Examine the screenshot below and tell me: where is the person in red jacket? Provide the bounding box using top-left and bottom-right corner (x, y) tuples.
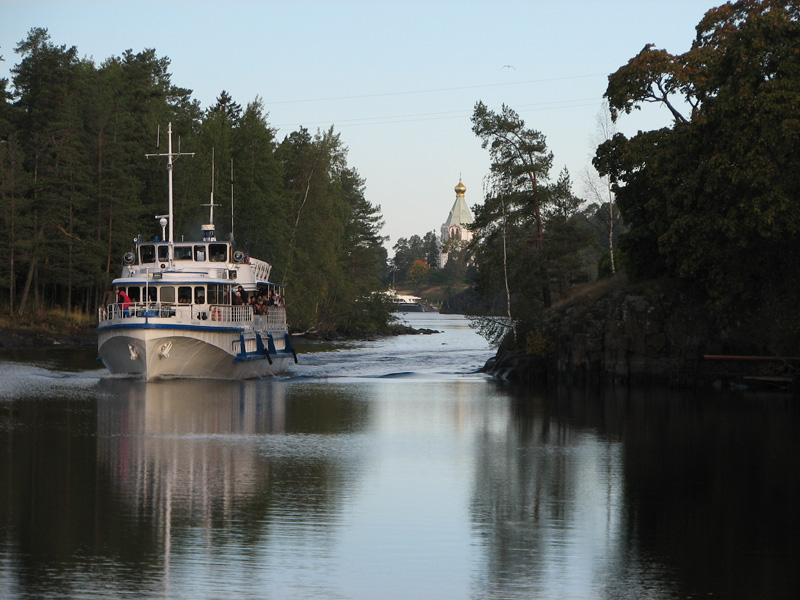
(116, 289), (132, 316)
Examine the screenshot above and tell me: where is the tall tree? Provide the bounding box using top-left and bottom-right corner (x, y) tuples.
(11, 28), (84, 314)
(470, 101), (555, 342)
(231, 97), (285, 261)
(542, 168), (592, 298)
(338, 166), (387, 291)
(0, 88), (28, 313)
(583, 102), (620, 274)
(277, 127), (347, 331)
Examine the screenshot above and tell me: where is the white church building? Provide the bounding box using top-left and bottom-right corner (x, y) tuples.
(439, 177), (474, 267)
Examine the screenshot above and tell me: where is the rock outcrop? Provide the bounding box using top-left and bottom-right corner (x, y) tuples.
(482, 283), (746, 388)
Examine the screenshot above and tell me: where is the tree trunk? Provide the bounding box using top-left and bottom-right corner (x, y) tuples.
(608, 181), (616, 274)
(501, 198), (514, 342)
(17, 256), (37, 316)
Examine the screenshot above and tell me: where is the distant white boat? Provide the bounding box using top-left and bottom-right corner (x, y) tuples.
(384, 289), (425, 312)
(97, 123), (296, 380)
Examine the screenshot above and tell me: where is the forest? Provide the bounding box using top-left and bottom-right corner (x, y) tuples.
(0, 28), (390, 334)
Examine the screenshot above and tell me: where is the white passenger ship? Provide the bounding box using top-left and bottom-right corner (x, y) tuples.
(97, 123), (296, 380)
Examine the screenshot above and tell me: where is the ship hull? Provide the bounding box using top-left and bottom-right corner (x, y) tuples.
(98, 326), (294, 380)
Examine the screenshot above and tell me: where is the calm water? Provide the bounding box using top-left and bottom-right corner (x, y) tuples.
(1, 313), (799, 599)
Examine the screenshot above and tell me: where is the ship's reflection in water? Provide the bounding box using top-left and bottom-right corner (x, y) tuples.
(97, 378), (289, 529)
(93, 377), (376, 599)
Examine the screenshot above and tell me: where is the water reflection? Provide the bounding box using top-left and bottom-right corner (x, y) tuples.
(93, 378), (372, 599)
(2, 321), (800, 599)
(469, 385), (800, 600)
(470, 386), (659, 600)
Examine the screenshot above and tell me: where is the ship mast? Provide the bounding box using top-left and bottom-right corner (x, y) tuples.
(146, 122), (194, 251)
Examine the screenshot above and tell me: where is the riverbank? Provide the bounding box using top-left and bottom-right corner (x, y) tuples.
(0, 311), (97, 348)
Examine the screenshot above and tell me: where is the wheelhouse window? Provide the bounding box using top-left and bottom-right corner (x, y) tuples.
(160, 286), (175, 304)
(140, 245), (156, 263)
(194, 245), (206, 261)
(157, 245), (170, 262)
(209, 243), (228, 262)
(174, 246), (193, 261)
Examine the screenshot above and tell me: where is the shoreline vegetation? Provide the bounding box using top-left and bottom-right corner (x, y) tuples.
(0, 310), (97, 348)
(0, 309), (442, 350)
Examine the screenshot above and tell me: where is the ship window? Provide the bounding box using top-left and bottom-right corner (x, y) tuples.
(194, 286), (206, 305)
(158, 245), (170, 261)
(177, 286), (192, 304)
(194, 245), (206, 261)
(146, 286), (157, 303)
(209, 243), (227, 262)
(207, 284), (224, 305)
(174, 246), (193, 261)
(160, 286), (175, 304)
(127, 287), (141, 302)
(140, 245), (156, 263)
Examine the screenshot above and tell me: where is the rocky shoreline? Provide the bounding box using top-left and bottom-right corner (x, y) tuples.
(478, 281), (798, 393)
(0, 326), (97, 349)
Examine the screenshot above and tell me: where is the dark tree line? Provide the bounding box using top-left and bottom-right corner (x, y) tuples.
(0, 28), (390, 333)
(594, 0), (800, 354)
(467, 1), (800, 355)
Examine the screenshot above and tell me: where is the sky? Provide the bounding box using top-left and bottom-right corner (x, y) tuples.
(1, 0), (721, 252)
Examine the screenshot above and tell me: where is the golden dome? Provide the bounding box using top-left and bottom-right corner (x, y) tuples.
(454, 178), (466, 196)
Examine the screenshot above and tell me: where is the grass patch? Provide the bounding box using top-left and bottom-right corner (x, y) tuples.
(0, 307), (95, 335)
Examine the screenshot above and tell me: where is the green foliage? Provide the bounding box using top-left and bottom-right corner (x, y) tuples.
(0, 29), (393, 334)
(391, 231), (438, 284)
(594, 0), (800, 351)
(406, 259), (431, 286)
(597, 249), (622, 280)
(467, 315), (512, 348)
(338, 292), (398, 334)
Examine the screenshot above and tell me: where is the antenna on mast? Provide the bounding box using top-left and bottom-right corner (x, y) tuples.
(201, 148), (220, 241)
(145, 122), (194, 247)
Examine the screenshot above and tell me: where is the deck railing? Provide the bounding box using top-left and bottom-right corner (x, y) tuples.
(98, 302), (286, 329)
(253, 306), (287, 330)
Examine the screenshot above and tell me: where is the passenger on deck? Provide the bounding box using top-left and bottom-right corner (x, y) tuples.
(232, 291), (243, 305)
(116, 289), (132, 316)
